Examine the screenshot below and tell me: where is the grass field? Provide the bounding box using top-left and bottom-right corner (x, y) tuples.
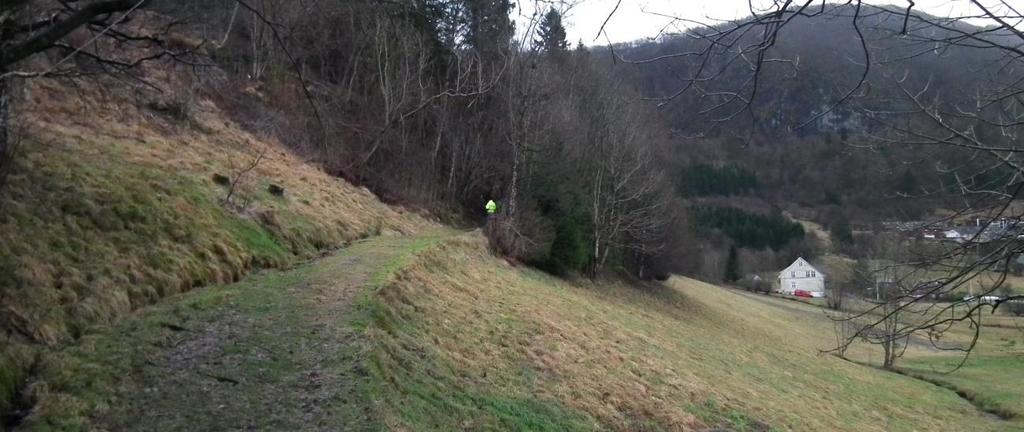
(0, 75), (427, 417)
(14, 230), (1024, 431)
(902, 354), (1024, 420)
(19, 233), (450, 431)
(364, 233), (1024, 431)
(4, 71), (1022, 428)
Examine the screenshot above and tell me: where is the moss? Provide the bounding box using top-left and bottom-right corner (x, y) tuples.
(221, 217), (288, 266)
(0, 344), (35, 421)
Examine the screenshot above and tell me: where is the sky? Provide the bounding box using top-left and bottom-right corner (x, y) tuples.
(514, 0), (1015, 46)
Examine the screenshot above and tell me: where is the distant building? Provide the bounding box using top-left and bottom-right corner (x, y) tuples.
(778, 257), (826, 297)
(882, 221), (928, 232)
(947, 222), (1014, 243)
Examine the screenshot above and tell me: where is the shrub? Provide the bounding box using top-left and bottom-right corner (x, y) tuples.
(546, 204), (592, 275)
(485, 218), (527, 259)
(147, 93), (195, 122)
(738, 274), (771, 293)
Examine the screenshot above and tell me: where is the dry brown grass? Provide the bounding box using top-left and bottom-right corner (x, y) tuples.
(0, 63), (431, 413)
(367, 232), (1023, 431)
(797, 218), (832, 249)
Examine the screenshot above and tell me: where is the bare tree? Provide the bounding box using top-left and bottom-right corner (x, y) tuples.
(580, 100), (671, 275)
(0, 0), (210, 194)
(221, 146), (267, 209)
(831, 318), (859, 359)
(826, 280), (846, 311)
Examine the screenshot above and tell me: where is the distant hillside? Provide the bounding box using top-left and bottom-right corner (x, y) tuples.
(614, 6), (1007, 139)
(606, 5), (1016, 222)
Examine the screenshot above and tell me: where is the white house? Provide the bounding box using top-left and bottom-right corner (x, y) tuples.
(778, 257), (826, 297)
(944, 229), (963, 240)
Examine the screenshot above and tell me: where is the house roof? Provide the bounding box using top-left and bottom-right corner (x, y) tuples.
(778, 257), (825, 278)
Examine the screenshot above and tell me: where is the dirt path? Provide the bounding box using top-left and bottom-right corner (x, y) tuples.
(28, 233), (448, 431)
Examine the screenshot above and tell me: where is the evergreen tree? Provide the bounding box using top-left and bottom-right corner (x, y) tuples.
(678, 163), (760, 197)
(850, 259), (873, 296)
(534, 8), (568, 53)
(830, 219), (854, 245)
(897, 169), (919, 195)
(725, 245), (740, 282)
(547, 202), (592, 274)
(692, 206), (804, 250)
(467, 0), (515, 57)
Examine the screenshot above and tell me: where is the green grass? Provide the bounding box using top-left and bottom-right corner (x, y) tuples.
(362, 233), (1024, 431)
(349, 234), (598, 431)
(14, 228), (1024, 431)
(20, 234), (447, 431)
(902, 354), (1024, 420)
(686, 398), (775, 432)
(24, 265), (312, 431)
(0, 127), (423, 415)
(1, 140), (292, 345)
(1, 73), (433, 422)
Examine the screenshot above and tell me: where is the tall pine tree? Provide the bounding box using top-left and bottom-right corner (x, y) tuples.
(534, 8), (568, 53)
(724, 245), (740, 282)
(467, 0), (515, 57)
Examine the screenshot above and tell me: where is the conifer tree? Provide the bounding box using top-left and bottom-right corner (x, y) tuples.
(534, 8), (568, 53)
(725, 245), (740, 282)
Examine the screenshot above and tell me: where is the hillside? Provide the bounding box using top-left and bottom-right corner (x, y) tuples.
(3, 2), (1024, 430)
(18, 231), (1024, 431)
(0, 64), (430, 419)
(365, 234), (1024, 431)
(608, 5), (1015, 222)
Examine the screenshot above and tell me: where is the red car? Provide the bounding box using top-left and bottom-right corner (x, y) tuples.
(793, 289), (813, 298)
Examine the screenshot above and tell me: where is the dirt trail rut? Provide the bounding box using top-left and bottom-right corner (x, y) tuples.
(41, 233), (446, 432)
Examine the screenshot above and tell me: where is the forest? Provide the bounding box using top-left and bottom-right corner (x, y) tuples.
(3, 1), (1021, 285)
(135, 0), (686, 279)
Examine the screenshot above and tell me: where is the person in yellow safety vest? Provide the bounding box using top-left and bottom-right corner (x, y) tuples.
(485, 199), (498, 217)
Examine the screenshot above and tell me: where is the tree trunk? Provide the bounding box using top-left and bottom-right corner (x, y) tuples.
(507, 142), (519, 217)
(882, 339), (894, 369)
(0, 72), (11, 194)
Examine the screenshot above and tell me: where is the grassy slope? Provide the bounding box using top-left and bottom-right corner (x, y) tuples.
(903, 354), (1024, 420)
(367, 233), (1023, 431)
(0, 74), (426, 414)
(20, 233), (449, 431)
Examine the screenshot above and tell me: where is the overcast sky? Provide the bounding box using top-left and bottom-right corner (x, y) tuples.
(516, 0), (1012, 46)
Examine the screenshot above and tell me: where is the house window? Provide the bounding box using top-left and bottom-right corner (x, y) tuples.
(791, 281), (796, 289)
(806, 271), (811, 278)
(791, 271), (796, 278)
(811, 271), (816, 278)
